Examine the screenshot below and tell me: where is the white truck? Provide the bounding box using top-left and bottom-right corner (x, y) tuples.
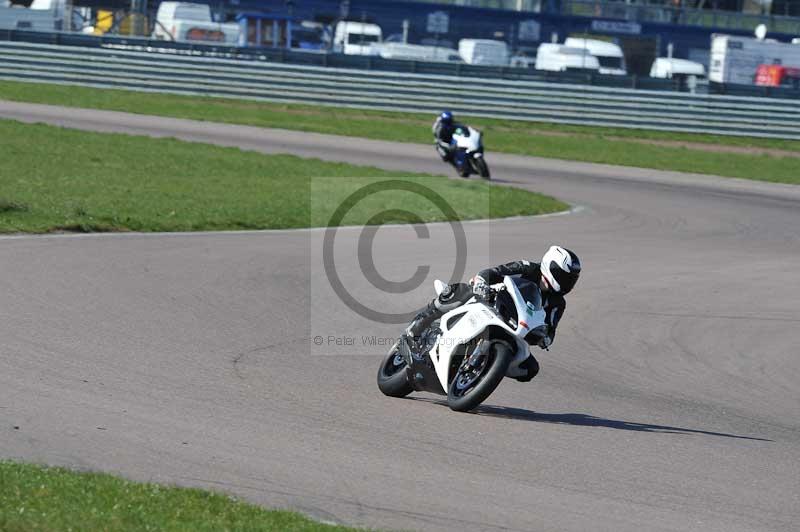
(152, 2), (239, 45)
(650, 57), (706, 79)
(332, 21), (382, 55)
(535, 43), (600, 72)
(458, 39), (509, 66)
(371, 42), (461, 63)
(564, 37), (626, 75)
(709, 33), (800, 85)
(0, 0), (63, 31)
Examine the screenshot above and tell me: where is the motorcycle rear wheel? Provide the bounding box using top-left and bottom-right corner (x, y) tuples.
(447, 341), (512, 412)
(377, 343), (413, 398)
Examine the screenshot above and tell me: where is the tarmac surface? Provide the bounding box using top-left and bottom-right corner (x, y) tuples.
(1, 101), (799, 531)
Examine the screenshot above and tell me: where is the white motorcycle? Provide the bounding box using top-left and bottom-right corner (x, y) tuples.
(377, 276), (548, 412)
(437, 126), (491, 180)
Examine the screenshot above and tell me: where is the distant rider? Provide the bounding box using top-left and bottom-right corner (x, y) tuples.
(405, 246), (581, 382)
(432, 110), (459, 163)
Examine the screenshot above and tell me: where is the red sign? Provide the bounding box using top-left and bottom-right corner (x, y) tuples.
(755, 64), (800, 87)
(186, 28), (225, 42)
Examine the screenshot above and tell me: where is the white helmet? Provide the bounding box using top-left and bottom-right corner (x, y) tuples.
(541, 246), (581, 294)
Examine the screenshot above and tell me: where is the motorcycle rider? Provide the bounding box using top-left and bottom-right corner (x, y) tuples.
(405, 246), (581, 382)
(432, 110), (459, 163)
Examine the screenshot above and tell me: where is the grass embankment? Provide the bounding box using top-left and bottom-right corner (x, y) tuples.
(0, 461), (364, 531)
(1, 80), (799, 184)
(0, 119), (566, 233)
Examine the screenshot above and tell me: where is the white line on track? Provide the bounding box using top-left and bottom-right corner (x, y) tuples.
(0, 205), (586, 241)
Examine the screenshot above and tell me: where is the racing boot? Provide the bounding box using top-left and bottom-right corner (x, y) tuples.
(404, 301), (441, 351)
(507, 354), (540, 382)
(436, 141), (456, 164)
(406, 285), (464, 347)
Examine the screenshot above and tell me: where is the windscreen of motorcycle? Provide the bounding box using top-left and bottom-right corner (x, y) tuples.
(494, 277), (542, 328)
(514, 277), (543, 311)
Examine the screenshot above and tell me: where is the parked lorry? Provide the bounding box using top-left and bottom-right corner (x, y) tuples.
(332, 21), (382, 55)
(458, 39), (509, 66)
(649, 58), (706, 79)
(152, 2), (239, 45)
(535, 43), (600, 72)
(372, 42), (461, 63)
(709, 33), (800, 85)
(563, 37), (626, 75)
(0, 0), (62, 31)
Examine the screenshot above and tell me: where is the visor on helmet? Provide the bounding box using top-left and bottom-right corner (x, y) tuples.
(549, 262), (579, 294)
(542, 245), (581, 295)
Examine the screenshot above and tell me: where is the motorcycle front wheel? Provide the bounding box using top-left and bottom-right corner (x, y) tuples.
(453, 151), (470, 178)
(473, 157), (491, 180)
(377, 342), (413, 398)
(447, 341), (511, 412)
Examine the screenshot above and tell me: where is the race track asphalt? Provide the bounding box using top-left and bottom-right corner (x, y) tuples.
(1, 101), (799, 532)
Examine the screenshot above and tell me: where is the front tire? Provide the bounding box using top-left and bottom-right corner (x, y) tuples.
(474, 157), (490, 179)
(377, 343), (413, 397)
(447, 342), (512, 412)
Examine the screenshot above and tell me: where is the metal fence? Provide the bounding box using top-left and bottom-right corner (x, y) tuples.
(3, 29), (800, 100)
(0, 28), (686, 90)
(1, 40), (799, 139)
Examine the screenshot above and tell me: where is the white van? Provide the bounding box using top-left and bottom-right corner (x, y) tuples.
(333, 21), (382, 55)
(152, 2), (239, 44)
(564, 37), (626, 75)
(0, 4), (61, 31)
(458, 39), (509, 66)
(535, 43), (600, 72)
(373, 43), (461, 63)
(649, 58), (706, 79)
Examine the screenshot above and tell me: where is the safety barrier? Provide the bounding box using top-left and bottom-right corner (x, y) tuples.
(4, 28), (800, 98)
(1, 40), (799, 139)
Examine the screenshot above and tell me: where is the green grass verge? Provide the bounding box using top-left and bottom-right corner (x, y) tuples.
(1, 80), (799, 184)
(0, 460), (365, 531)
(0, 119), (566, 233)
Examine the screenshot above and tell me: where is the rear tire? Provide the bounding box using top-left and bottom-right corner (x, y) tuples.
(474, 157), (490, 179)
(377, 343), (413, 398)
(447, 342), (512, 412)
